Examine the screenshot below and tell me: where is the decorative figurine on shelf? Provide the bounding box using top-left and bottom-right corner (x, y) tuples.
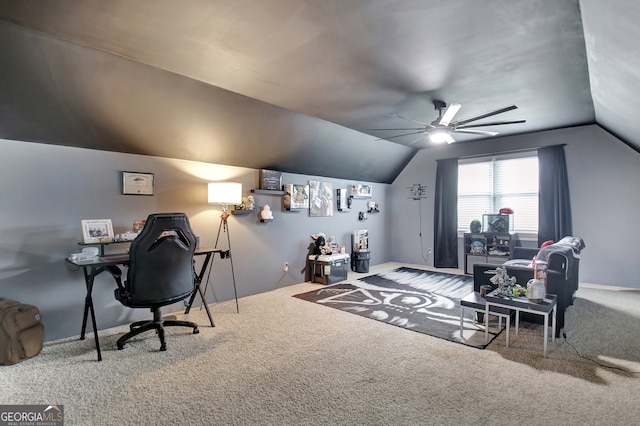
(260, 204), (273, 221)
(238, 195), (255, 211)
(489, 266), (517, 295)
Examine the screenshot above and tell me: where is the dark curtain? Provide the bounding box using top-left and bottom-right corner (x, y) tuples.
(434, 158), (458, 268)
(538, 145), (572, 246)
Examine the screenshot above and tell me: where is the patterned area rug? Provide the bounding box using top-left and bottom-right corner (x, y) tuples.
(294, 267), (504, 349)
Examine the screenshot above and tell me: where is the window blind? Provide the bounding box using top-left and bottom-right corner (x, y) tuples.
(458, 155), (538, 233)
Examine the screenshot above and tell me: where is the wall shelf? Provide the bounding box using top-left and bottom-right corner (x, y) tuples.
(231, 209), (254, 216)
(251, 189), (285, 195)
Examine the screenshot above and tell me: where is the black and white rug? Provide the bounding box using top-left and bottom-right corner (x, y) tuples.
(294, 267), (504, 349)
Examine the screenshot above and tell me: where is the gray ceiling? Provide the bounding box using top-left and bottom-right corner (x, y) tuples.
(0, 1), (638, 183)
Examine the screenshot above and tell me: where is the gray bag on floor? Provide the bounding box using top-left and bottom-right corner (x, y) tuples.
(0, 298), (44, 365)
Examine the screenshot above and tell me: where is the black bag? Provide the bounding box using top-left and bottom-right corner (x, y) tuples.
(0, 298), (44, 365)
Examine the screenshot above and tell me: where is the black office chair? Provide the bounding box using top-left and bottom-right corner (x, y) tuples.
(114, 213), (200, 351)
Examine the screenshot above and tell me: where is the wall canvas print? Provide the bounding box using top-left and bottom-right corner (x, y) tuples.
(336, 188), (350, 211)
(349, 184), (373, 198)
(309, 181), (334, 217)
(284, 183), (310, 210)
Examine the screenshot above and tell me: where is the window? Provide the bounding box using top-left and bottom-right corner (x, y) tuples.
(458, 153), (538, 234)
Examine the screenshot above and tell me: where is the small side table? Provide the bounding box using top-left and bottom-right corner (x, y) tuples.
(485, 290), (557, 358)
(460, 292), (511, 346)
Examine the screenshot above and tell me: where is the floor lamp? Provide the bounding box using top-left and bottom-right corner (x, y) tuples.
(208, 182), (242, 313)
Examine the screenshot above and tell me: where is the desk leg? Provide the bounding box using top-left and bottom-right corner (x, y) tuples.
(185, 253), (215, 327)
(196, 285), (215, 327)
(184, 279), (215, 327)
(81, 266), (102, 362)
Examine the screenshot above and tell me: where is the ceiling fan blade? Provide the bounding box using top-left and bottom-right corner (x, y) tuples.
(456, 119), (526, 129)
(407, 135), (428, 146)
(366, 127), (426, 131)
(444, 133), (456, 144)
(390, 113), (433, 127)
(452, 105), (518, 126)
(439, 103), (461, 126)
(374, 130), (426, 141)
(454, 128), (499, 136)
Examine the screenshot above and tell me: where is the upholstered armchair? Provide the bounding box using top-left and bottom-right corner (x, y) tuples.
(473, 236), (585, 337)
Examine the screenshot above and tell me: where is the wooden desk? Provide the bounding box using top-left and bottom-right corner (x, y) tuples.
(66, 247), (220, 361)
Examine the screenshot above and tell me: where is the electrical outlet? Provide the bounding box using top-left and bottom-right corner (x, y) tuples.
(427, 248), (432, 254)
(284, 262), (289, 272)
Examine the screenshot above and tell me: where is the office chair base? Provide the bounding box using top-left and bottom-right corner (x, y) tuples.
(117, 315), (199, 351)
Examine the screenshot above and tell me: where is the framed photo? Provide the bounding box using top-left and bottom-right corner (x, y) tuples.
(81, 219), (114, 243)
(122, 171), (154, 195)
(349, 184), (372, 198)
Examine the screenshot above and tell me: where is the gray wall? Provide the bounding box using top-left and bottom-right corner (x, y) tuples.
(390, 124), (640, 288)
(3, 123), (638, 343)
(0, 139), (389, 341)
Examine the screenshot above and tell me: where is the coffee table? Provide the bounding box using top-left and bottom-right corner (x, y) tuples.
(460, 291), (511, 346)
(485, 289), (557, 357)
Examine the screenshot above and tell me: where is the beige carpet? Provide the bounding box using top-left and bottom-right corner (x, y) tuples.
(2, 263), (639, 426)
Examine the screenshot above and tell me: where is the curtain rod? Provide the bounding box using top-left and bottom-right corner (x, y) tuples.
(436, 143), (566, 162)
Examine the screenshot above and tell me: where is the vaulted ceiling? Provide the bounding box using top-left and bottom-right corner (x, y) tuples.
(0, 1), (638, 183)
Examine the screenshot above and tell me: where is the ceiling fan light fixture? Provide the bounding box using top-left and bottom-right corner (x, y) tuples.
(377, 101), (523, 147)
(429, 129), (454, 144)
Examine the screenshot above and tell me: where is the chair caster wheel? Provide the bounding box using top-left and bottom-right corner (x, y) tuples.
(160, 343), (167, 351)
(117, 343), (125, 350)
(193, 328), (199, 334)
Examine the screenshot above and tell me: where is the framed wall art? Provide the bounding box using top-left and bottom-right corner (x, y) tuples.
(336, 188), (350, 211)
(283, 183), (310, 210)
(259, 169), (282, 191)
(81, 219), (114, 243)
(349, 184), (372, 198)
(309, 180), (333, 217)
(122, 171), (154, 195)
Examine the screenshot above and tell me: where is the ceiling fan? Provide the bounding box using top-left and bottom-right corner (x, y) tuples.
(369, 100), (526, 145)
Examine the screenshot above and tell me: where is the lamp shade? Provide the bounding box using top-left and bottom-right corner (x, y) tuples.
(208, 182), (242, 205)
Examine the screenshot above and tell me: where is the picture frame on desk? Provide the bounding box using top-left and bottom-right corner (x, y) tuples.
(122, 171), (154, 195)
(81, 219), (114, 244)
